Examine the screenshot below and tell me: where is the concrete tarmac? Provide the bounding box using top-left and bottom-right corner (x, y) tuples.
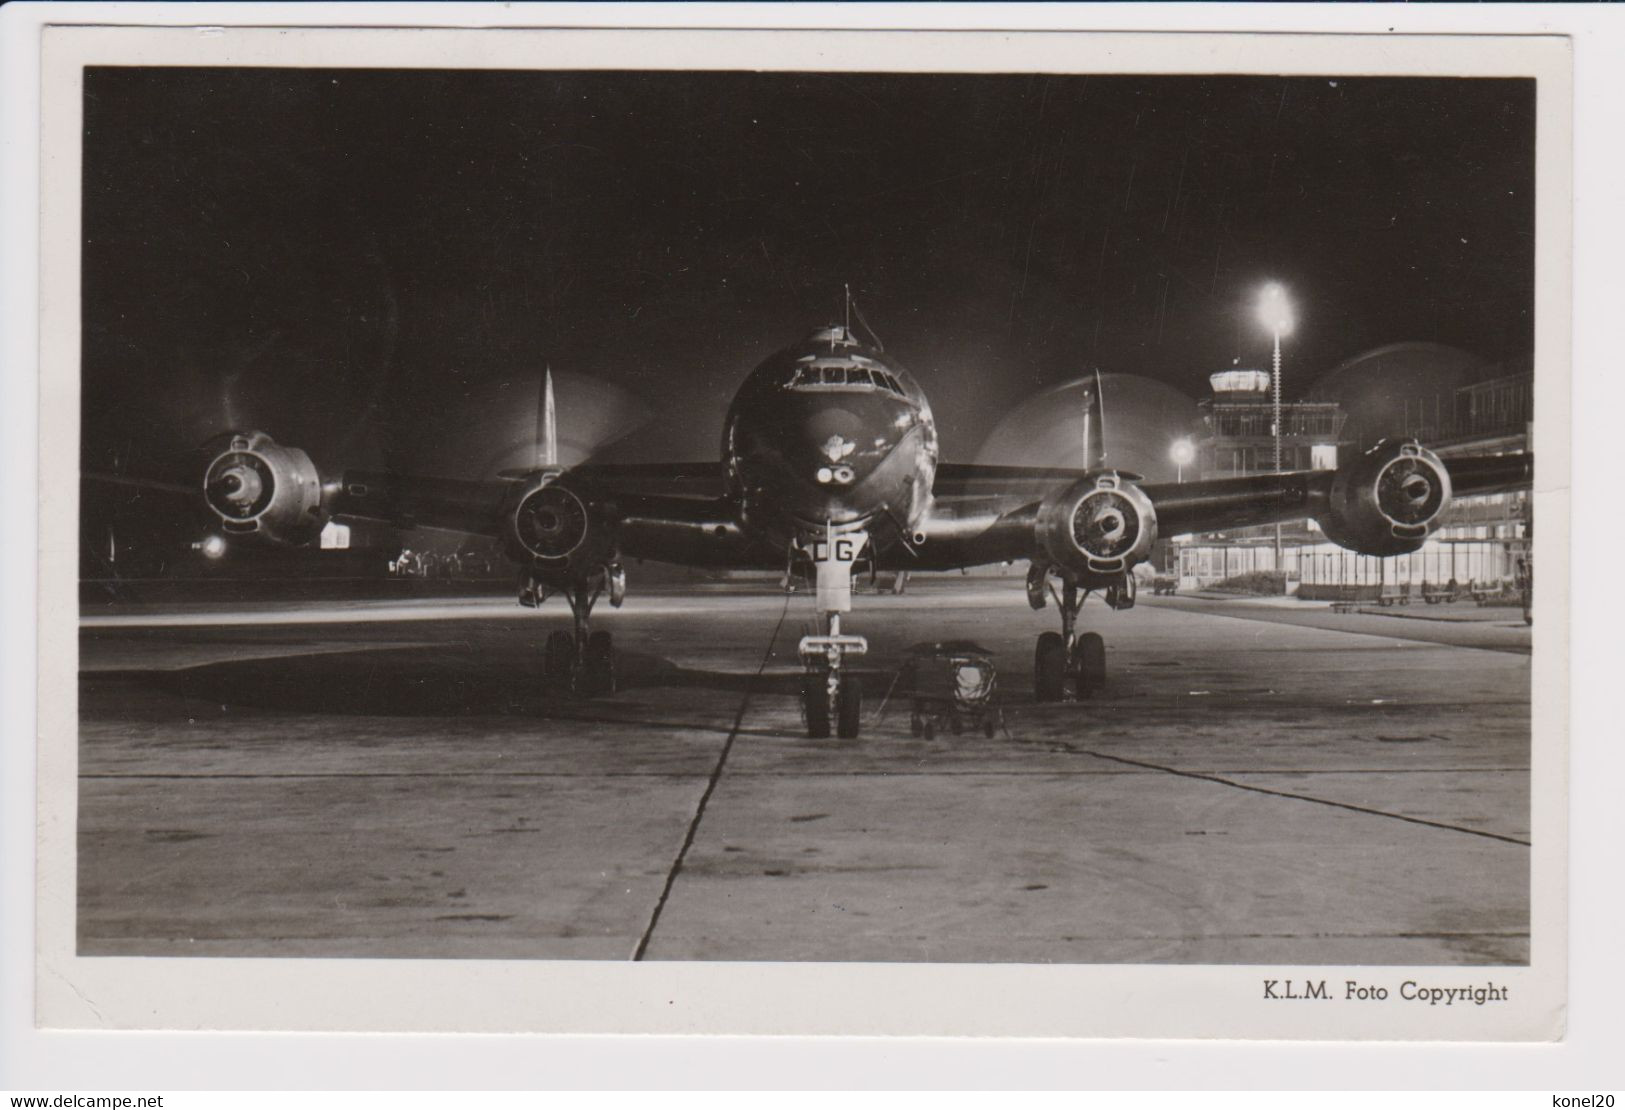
(78, 581), (1531, 964)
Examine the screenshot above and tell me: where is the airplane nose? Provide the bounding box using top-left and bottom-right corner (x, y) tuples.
(730, 385), (921, 535)
(804, 408), (864, 485)
(787, 395), (911, 489)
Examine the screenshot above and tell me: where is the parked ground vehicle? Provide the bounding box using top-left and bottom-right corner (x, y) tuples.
(1375, 582), (1413, 607)
(903, 641), (1002, 740)
(1421, 578), (1463, 605)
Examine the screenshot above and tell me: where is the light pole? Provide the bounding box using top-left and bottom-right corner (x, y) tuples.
(1257, 283), (1294, 567)
(1169, 437), (1195, 484)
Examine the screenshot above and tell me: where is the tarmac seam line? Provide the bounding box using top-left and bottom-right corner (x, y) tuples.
(631, 591), (795, 961)
(1140, 597), (1530, 656)
(1078, 749), (1532, 847)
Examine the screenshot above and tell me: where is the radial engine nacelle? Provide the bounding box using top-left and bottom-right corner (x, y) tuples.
(202, 430), (331, 546)
(1038, 471), (1160, 580)
(500, 472), (615, 578)
(1317, 439), (1453, 557)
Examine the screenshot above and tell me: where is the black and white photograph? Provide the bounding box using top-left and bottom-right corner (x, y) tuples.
(29, 24), (1571, 1041)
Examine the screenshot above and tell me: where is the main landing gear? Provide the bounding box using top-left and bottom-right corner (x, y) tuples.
(522, 562), (625, 697)
(1027, 563), (1133, 702)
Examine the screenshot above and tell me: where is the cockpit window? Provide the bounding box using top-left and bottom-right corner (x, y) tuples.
(786, 357), (909, 396)
(789, 360), (890, 390)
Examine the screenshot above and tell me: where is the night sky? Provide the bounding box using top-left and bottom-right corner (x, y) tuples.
(82, 68), (1534, 477)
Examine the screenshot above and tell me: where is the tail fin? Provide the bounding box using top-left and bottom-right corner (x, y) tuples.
(1082, 368), (1108, 471)
(538, 367), (558, 468)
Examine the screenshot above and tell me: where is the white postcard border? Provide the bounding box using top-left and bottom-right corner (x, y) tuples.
(32, 23), (1572, 1042)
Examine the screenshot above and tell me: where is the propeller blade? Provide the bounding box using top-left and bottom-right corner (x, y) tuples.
(1090, 368), (1108, 470)
(538, 367), (559, 469)
(975, 374), (1200, 483)
(433, 371), (651, 479)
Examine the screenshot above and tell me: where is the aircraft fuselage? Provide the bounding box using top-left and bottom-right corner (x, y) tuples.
(723, 326), (938, 558)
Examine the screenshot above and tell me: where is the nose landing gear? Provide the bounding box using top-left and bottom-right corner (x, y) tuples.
(524, 562), (626, 697)
(1027, 563), (1124, 702)
(796, 527), (869, 739)
(799, 612), (867, 739)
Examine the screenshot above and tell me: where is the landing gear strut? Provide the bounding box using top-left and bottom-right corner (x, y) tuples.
(1027, 563), (1116, 702)
(797, 527), (869, 739)
(800, 612), (866, 739)
(525, 562), (625, 697)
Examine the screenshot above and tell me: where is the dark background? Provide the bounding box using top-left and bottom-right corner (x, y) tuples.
(82, 69), (1534, 478)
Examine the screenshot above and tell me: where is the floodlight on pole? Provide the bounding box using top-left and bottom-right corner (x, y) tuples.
(1169, 437), (1196, 483)
(1257, 283), (1294, 338)
(1257, 282), (1294, 569)
(1256, 282), (1294, 475)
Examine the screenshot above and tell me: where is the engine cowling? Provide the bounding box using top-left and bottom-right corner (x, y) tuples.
(500, 473), (614, 576)
(1038, 472), (1159, 579)
(202, 430), (330, 546)
(1317, 439), (1453, 556)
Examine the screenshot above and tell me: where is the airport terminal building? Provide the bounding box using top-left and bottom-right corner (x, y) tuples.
(1173, 354), (1533, 600)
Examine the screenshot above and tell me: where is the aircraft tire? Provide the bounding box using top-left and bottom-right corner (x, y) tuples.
(1074, 631), (1106, 698)
(1034, 632), (1067, 702)
(836, 675), (862, 740)
(803, 671), (832, 739)
(583, 630), (616, 697)
(544, 631), (575, 686)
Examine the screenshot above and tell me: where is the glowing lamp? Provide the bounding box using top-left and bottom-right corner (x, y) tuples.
(1257, 282), (1294, 337)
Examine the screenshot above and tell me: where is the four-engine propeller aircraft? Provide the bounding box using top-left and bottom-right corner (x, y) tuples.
(194, 321), (1533, 739)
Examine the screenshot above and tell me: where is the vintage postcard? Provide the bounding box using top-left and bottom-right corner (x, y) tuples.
(32, 22), (1570, 1039)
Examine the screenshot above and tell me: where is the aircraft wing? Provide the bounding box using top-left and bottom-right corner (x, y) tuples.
(1142, 451), (1533, 539)
(929, 463), (1106, 498)
(169, 426), (1530, 575)
(183, 437), (764, 567)
(916, 448), (1533, 570)
(326, 471), (512, 536)
(332, 463), (729, 535)
(917, 466), (1329, 568)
